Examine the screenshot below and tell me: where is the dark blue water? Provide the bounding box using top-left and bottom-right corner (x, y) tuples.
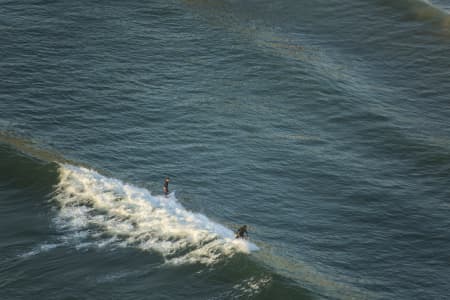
(1, 0), (450, 299)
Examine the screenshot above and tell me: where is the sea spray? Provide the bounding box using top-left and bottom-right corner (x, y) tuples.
(52, 164), (258, 265)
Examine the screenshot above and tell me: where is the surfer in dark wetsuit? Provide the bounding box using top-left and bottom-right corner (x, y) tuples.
(235, 225), (248, 239)
(163, 177), (170, 195)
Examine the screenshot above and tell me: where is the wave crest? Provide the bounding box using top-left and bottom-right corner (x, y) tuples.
(52, 164), (258, 265)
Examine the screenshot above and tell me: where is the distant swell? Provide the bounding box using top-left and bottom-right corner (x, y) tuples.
(380, 0), (450, 30)
(52, 164), (258, 265)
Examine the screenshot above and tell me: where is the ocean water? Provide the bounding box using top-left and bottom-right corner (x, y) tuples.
(1, 0), (450, 299)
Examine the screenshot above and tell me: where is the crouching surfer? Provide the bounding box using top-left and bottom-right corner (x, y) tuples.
(235, 225), (248, 239)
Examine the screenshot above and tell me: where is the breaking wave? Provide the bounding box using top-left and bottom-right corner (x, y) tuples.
(52, 164), (258, 265)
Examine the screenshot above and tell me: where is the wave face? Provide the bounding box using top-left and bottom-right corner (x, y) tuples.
(0, 143), (310, 300)
(53, 164), (258, 265)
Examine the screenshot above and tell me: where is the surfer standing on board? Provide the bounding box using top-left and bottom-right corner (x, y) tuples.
(235, 225), (248, 239)
(163, 177), (170, 195)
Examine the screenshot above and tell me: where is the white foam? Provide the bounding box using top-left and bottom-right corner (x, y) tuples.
(19, 243), (61, 258)
(232, 276), (272, 297)
(52, 164), (258, 265)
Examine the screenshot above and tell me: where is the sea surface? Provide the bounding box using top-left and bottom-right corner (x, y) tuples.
(1, 0), (450, 299)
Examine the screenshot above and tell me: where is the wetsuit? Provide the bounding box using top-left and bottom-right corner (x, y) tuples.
(163, 180), (169, 194)
(236, 226), (248, 239)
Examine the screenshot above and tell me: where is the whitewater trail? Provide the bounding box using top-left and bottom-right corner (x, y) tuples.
(51, 164), (258, 265)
